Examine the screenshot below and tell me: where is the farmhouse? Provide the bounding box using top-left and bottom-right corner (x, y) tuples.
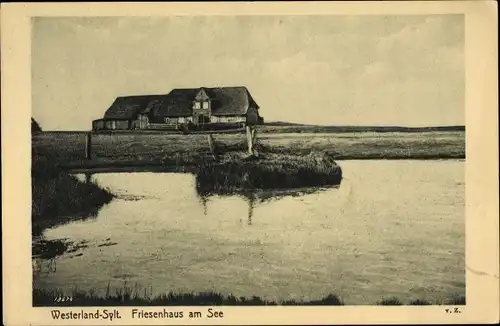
(92, 86), (263, 131)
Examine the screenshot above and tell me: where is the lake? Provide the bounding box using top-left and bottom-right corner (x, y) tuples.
(33, 160), (465, 305)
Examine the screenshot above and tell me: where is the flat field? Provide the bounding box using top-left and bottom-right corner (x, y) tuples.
(32, 130), (465, 168)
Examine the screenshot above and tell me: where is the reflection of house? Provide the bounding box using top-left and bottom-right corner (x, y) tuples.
(92, 86), (263, 131)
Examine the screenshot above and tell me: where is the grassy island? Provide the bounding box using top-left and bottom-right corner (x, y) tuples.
(196, 151), (342, 195)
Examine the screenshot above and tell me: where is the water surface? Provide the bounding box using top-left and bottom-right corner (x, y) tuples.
(34, 160), (465, 304)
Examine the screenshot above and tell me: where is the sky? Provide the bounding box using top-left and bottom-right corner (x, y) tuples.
(32, 15), (464, 130)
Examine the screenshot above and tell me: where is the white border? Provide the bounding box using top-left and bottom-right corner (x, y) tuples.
(2, 2), (498, 325)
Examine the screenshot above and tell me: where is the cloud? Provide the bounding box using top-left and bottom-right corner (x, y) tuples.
(375, 15), (464, 66)
(352, 15), (465, 88)
(32, 15), (465, 129)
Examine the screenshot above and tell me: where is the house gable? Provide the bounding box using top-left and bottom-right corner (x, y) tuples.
(193, 88), (212, 111)
(194, 88), (211, 102)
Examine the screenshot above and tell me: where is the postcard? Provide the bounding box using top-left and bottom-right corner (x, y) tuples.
(2, 1), (498, 325)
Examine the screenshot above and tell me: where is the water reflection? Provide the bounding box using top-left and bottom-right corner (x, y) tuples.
(198, 194), (209, 216)
(77, 170), (339, 228)
(247, 194), (254, 226)
(196, 192), (254, 225)
(195, 184), (337, 227)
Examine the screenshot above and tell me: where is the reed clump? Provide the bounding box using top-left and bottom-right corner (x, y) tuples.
(195, 151), (342, 195)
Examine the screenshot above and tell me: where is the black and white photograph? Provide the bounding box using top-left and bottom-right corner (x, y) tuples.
(1, 2), (498, 325)
(30, 13), (467, 306)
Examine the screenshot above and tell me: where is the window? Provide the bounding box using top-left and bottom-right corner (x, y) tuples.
(202, 101), (209, 109)
(194, 102), (201, 109)
(165, 118), (170, 123)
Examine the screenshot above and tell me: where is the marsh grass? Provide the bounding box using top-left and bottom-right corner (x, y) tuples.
(33, 287), (464, 306)
(409, 299), (432, 305)
(195, 151), (342, 195)
(448, 295), (466, 305)
(32, 130), (465, 169)
(31, 152), (114, 235)
(33, 288), (343, 306)
(377, 297), (404, 305)
(33, 286), (342, 306)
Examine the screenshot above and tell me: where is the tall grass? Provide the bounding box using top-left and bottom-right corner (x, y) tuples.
(33, 288), (343, 306)
(33, 287), (464, 306)
(448, 295), (466, 305)
(32, 151), (114, 235)
(196, 151), (342, 195)
(378, 297), (403, 305)
(409, 299), (432, 305)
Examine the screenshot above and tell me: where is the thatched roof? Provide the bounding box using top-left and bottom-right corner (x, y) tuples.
(103, 95), (163, 120)
(102, 87), (259, 120)
(210, 87), (259, 116)
(149, 86), (259, 118)
(149, 88), (198, 117)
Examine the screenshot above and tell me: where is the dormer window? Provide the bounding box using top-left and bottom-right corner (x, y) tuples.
(194, 88), (211, 111)
(193, 101), (209, 110)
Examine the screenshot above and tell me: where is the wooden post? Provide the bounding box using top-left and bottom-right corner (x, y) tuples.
(85, 132), (92, 160)
(207, 134), (217, 160)
(246, 125), (253, 155)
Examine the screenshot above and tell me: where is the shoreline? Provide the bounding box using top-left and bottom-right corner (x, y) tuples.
(35, 124), (466, 134)
(31, 150), (343, 235)
(32, 129), (466, 170)
(32, 288), (465, 307)
(60, 155), (464, 172)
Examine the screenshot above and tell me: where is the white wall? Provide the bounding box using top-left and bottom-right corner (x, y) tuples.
(211, 116), (245, 123)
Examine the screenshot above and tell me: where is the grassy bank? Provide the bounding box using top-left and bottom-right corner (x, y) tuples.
(33, 288), (465, 306)
(32, 154), (114, 236)
(32, 130), (465, 169)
